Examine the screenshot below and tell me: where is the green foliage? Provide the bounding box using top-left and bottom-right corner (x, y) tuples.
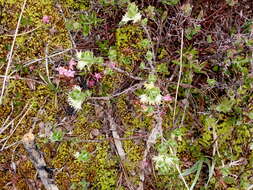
(185, 25), (201, 40)
(161, 0), (180, 6)
(181, 157), (214, 190)
(70, 180), (89, 190)
(207, 78), (217, 87)
(80, 12), (103, 36)
(76, 51), (103, 70)
(145, 50), (153, 62)
(50, 129), (64, 142)
(120, 2), (142, 25)
(226, 0), (237, 6)
(66, 12), (102, 36)
(74, 150), (90, 162)
(156, 63), (169, 74)
(68, 86), (91, 110)
(139, 82), (162, 105)
(1, 0), (253, 189)
(108, 47), (117, 61)
(216, 98), (235, 113)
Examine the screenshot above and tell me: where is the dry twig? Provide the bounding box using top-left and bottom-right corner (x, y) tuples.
(138, 113), (163, 190)
(22, 130), (59, 190)
(173, 29), (184, 126)
(106, 103), (126, 161)
(0, 0), (27, 104)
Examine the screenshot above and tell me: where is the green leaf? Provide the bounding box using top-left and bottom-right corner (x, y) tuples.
(156, 63), (169, 74)
(120, 2), (141, 24)
(145, 50), (153, 62)
(204, 158), (215, 187)
(147, 74), (157, 83)
(82, 25), (90, 36)
(207, 79), (217, 87)
(216, 98), (235, 113)
(161, 0), (180, 6)
(75, 150), (90, 162)
(140, 62), (146, 69)
(181, 161), (199, 176)
(108, 47), (117, 61)
(139, 39), (151, 49)
(77, 51), (103, 70)
(182, 158), (204, 190)
(127, 2), (139, 18)
(207, 35), (213, 43)
(50, 130), (64, 142)
(185, 25), (201, 40)
(248, 111), (253, 120)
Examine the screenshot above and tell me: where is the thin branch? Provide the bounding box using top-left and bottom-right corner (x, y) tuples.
(22, 130), (59, 190)
(142, 25), (155, 73)
(138, 112), (163, 190)
(1, 102), (32, 151)
(0, 0), (27, 104)
(106, 102), (126, 161)
(0, 75), (45, 84)
(89, 82), (144, 101)
(24, 48), (73, 67)
(44, 44), (52, 84)
(102, 63), (143, 81)
(173, 29), (184, 126)
(65, 135), (148, 143)
(2, 26), (41, 37)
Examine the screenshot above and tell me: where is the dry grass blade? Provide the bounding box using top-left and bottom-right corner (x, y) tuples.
(173, 29), (184, 126)
(0, 0), (27, 105)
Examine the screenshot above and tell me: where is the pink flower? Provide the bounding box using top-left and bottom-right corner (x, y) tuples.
(68, 59), (77, 70)
(109, 62), (116, 68)
(56, 67), (75, 78)
(106, 61), (116, 68)
(163, 95), (172, 101)
(87, 80), (95, 88)
(42, 16), (51, 24)
(64, 70), (75, 78)
(140, 160), (149, 170)
(93, 73), (102, 81)
(56, 66), (66, 75)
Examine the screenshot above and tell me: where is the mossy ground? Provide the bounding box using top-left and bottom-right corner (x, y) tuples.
(0, 0), (253, 189)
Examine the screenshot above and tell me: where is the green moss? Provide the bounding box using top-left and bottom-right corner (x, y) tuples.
(116, 25), (144, 71)
(60, 0), (89, 10)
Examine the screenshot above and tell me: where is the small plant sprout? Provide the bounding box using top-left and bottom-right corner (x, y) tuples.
(120, 2), (142, 24)
(139, 82), (162, 105)
(76, 51), (103, 70)
(50, 129), (64, 142)
(74, 150), (90, 162)
(68, 86), (91, 110)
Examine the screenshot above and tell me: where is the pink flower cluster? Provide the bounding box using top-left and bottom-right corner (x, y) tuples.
(42, 15), (51, 24)
(56, 67), (75, 78)
(163, 95), (172, 101)
(56, 59), (77, 78)
(87, 72), (103, 88)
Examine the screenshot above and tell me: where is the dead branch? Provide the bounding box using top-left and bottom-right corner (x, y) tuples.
(106, 103), (126, 161)
(22, 130), (59, 190)
(138, 113), (163, 190)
